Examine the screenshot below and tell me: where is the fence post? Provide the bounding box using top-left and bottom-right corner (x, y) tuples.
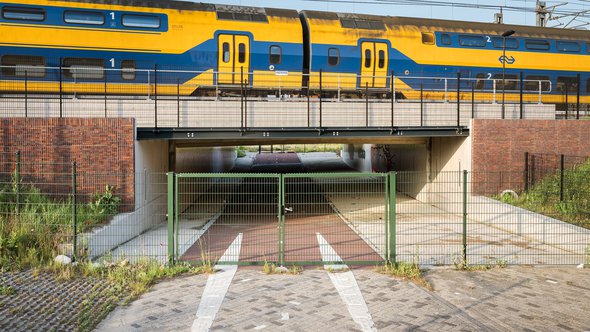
(24, 71), (28, 117)
(519, 71), (524, 119)
(15, 151), (20, 215)
(177, 79), (180, 128)
(154, 64), (158, 129)
(365, 82), (369, 127)
(72, 161), (77, 262)
(104, 71), (107, 118)
(564, 85), (569, 120)
(462, 170), (468, 265)
(576, 74), (580, 120)
(391, 71), (395, 130)
(524, 152), (529, 192)
(167, 172), (175, 265)
(279, 174), (285, 266)
(319, 69), (323, 130)
(240, 67), (244, 130)
(420, 83), (424, 126)
(471, 81), (475, 119)
(456, 72), (461, 127)
(59, 59), (63, 118)
(388, 172), (397, 265)
(560, 154), (565, 202)
(307, 78), (310, 127)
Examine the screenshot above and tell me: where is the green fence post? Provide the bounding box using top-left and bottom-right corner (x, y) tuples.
(279, 174), (284, 266)
(167, 172), (175, 265)
(15, 151), (20, 215)
(72, 161), (77, 262)
(462, 170), (468, 265)
(389, 172), (397, 265)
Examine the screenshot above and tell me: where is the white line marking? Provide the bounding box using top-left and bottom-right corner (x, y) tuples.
(191, 233), (242, 332)
(316, 233), (377, 332)
(281, 312), (290, 320)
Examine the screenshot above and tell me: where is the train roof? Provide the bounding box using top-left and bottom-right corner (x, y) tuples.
(51, 0), (299, 18)
(301, 10), (590, 40)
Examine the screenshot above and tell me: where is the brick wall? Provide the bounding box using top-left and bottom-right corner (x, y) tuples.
(471, 119), (590, 194)
(0, 118), (135, 208)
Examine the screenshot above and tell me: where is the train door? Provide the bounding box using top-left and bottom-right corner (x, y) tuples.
(217, 34), (250, 85)
(360, 41), (388, 88)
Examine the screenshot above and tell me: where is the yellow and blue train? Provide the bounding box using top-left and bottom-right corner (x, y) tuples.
(1, 0), (589, 103)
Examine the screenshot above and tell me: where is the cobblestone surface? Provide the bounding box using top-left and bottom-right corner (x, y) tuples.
(0, 270), (126, 332)
(96, 266), (590, 331)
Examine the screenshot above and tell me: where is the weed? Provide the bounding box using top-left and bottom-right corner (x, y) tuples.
(263, 261), (302, 275)
(0, 285), (15, 296)
(453, 254), (508, 271)
(586, 243), (590, 266)
(376, 262), (432, 290)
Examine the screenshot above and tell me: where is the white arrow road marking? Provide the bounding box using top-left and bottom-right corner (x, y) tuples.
(316, 233), (377, 332)
(191, 233), (242, 332)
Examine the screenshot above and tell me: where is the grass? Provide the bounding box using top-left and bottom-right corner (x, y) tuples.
(376, 262), (432, 290)
(497, 159), (590, 229)
(238, 144), (342, 154)
(262, 261), (302, 275)
(452, 255), (508, 271)
(0, 284), (16, 296)
(0, 180), (121, 271)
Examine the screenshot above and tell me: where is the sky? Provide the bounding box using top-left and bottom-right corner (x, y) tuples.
(183, 0), (590, 29)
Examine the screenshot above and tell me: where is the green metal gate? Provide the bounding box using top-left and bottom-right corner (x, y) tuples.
(167, 172), (394, 266)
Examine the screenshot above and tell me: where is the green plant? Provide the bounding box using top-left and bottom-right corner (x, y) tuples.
(376, 261), (431, 290)
(88, 185), (121, 219)
(262, 261), (302, 275)
(0, 285), (16, 296)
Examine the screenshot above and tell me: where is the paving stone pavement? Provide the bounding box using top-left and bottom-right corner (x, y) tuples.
(96, 266), (590, 331)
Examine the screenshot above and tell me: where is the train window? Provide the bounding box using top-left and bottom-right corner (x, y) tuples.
(422, 33), (434, 45)
(525, 39), (550, 50)
(2, 6), (45, 21)
(524, 75), (550, 92)
(378, 50), (385, 69)
(440, 34), (451, 45)
(64, 10), (105, 25)
(491, 37), (518, 49)
(586, 79), (590, 92)
(340, 19), (356, 28)
(493, 74), (518, 90)
(121, 60), (136, 80)
(216, 10), (268, 23)
(1, 55), (45, 77)
(269, 45), (281, 65)
(587, 43), (590, 53)
(222, 43), (230, 63)
(364, 49), (371, 68)
(475, 73), (486, 90)
(122, 14), (160, 28)
(238, 43), (246, 63)
(556, 41), (580, 52)
(328, 48), (340, 66)
(62, 58), (104, 79)
(459, 35), (486, 47)
(556, 76), (577, 92)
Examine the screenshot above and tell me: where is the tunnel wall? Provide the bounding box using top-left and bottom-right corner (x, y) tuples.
(341, 144), (373, 172)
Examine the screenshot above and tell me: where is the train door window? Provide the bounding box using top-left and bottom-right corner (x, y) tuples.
(1, 55), (45, 77)
(238, 43), (246, 63)
(492, 37), (518, 49)
(64, 10), (105, 25)
(524, 75), (550, 92)
(222, 43), (230, 63)
(121, 60), (136, 80)
(586, 78), (590, 92)
(122, 14), (160, 29)
(525, 39), (550, 51)
(269, 45), (281, 64)
(378, 50), (385, 68)
(556, 76), (577, 92)
(587, 43), (590, 53)
(556, 41), (580, 53)
(493, 74), (518, 90)
(328, 48), (340, 66)
(364, 49), (371, 68)
(422, 32), (434, 45)
(459, 35), (485, 47)
(2, 6), (45, 21)
(441, 34), (451, 45)
(63, 58), (104, 79)
(475, 73), (486, 90)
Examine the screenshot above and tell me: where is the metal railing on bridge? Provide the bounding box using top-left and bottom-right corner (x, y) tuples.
(1, 66), (585, 130)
